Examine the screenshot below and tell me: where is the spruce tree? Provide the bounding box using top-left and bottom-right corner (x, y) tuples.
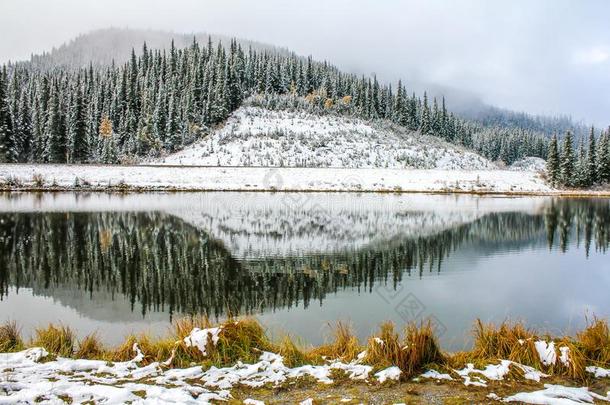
(0, 67), (16, 163)
(419, 92), (431, 135)
(69, 86), (88, 163)
(548, 135), (562, 184)
(559, 131), (575, 187)
(587, 126), (597, 185)
(598, 131), (610, 183)
(45, 86), (67, 163)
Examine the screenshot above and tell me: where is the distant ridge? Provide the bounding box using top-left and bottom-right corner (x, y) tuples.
(24, 27), (290, 69)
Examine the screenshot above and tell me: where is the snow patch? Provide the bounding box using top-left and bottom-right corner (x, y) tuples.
(420, 369), (453, 381)
(534, 340), (557, 366)
(586, 366), (610, 378)
(504, 384), (610, 404)
(375, 366), (402, 383)
(183, 327), (223, 356)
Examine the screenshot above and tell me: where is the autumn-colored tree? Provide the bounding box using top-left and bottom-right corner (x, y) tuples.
(99, 115), (113, 138)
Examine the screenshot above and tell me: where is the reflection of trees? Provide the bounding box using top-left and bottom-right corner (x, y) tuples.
(0, 198), (608, 320)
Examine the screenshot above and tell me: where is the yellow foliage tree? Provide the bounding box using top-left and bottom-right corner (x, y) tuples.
(341, 95), (352, 105)
(324, 98), (334, 109)
(99, 115), (113, 138)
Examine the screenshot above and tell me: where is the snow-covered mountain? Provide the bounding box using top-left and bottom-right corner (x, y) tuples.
(155, 106), (496, 170)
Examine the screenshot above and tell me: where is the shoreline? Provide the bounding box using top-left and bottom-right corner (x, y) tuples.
(1, 163), (610, 196)
(1, 317), (609, 404)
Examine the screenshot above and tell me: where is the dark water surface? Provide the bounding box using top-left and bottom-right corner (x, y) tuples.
(0, 192), (608, 351)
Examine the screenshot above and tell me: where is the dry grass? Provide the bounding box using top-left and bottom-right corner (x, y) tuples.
(33, 324), (75, 357)
(577, 317), (610, 365)
(362, 321), (444, 378)
(1, 317), (607, 385)
(75, 333), (105, 359)
(0, 321), (23, 352)
(277, 336), (315, 367)
(310, 322), (362, 363)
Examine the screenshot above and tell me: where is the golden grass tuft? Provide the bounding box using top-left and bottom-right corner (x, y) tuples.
(401, 322), (445, 376)
(33, 324), (74, 357)
(75, 333), (105, 359)
(172, 315), (212, 340)
(310, 322), (362, 362)
(277, 336), (315, 367)
(204, 318), (274, 366)
(0, 321), (23, 352)
(364, 322), (403, 370)
(362, 321), (445, 378)
(577, 317), (610, 365)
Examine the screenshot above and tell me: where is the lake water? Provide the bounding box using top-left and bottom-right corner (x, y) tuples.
(0, 192), (608, 351)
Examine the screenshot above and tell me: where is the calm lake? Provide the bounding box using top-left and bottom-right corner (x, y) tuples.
(0, 192), (608, 351)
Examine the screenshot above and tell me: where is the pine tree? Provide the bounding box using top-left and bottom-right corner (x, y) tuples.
(559, 131), (575, 187)
(0, 67), (16, 163)
(419, 92), (431, 135)
(587, 126), (597, 185)
(546, 134), (560, 186)
(69, 85), (88, 163)
(575, 139), (588, 188)
(598, 131), (610, 183)
(45, 85), (67, 163)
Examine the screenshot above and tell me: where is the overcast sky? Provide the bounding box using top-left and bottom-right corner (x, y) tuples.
(1, 0), (609, 126)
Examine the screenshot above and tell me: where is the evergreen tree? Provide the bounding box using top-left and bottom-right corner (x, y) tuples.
(69, 85), (88, 163)
(598, 131), (610, 183)
(587, 126), (597, 185)
(0, 67), (16, 162)
(45, 85), (67, 163)
(559, 131), (575, 187)
(419, 92), (431, 135)
(546, 134), (560, 186)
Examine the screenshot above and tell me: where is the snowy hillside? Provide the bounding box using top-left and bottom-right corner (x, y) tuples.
(156, 107), (496, 170)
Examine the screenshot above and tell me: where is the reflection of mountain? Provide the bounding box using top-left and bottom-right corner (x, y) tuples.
(0, 195), (608, 323)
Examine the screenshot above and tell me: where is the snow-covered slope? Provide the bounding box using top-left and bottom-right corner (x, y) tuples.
(156, 107), (496, 170)
(509, 157), (547, 172)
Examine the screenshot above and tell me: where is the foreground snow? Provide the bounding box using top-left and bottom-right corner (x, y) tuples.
(0, 164), (554, 193)
(155, 107), (496, 170)
(1, 343), (609, 404)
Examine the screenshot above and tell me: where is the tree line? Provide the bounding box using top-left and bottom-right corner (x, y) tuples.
(0, 37), (566, 166)
(546, 127), (610, 188)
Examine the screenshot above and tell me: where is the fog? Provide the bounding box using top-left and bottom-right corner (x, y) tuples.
(1, 0), (609, 126)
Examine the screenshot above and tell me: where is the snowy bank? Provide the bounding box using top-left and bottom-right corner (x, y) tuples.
(0, 164), (560, 194)
(154, 106), (495, 170)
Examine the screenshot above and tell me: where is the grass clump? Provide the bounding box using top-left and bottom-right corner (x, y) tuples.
(33, 324), (74, 357)
(277, 336), (315, 367)
(310, 322), (362, 363)
(0, 321), (23, 352)
(363, 321), (444, 378)
(75, 333), (105, 359)
(577, 317), (610, 365)
(204, 318), (274, 366)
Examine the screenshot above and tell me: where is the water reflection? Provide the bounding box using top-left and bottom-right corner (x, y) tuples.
(0, 193), (608, 347)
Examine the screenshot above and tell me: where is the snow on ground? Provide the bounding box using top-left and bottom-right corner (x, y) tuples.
(2, 344), (609, 404)
(504, 384), (610, 404)
(155, 106), (496, 170)
(0, 164), (553, 194)
(510, 157), (547, 172)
